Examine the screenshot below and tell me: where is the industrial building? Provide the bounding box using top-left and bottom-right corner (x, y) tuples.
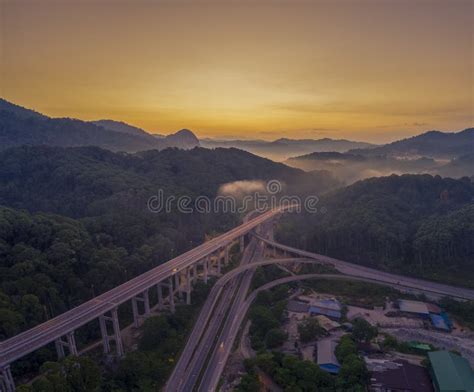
(287, 297), (342, 319)
(428, 351), (474, 392)
(397, 299), (452, 331)
(287, 300), (310, 313)
(367, 359), (433, 392)
(309, 299), (342, 320)
(398, 299), (431, 316)
(316, 339), (340, 374)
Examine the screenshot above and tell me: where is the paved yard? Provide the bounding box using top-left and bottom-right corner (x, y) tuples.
(383, 327), (474, 366)
(347, 305), (424, 328)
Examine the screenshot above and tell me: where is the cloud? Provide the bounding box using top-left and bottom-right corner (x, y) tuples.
(218, 180), (266, 198)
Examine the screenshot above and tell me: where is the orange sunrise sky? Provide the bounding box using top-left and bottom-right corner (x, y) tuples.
(1, 0), (473, 143)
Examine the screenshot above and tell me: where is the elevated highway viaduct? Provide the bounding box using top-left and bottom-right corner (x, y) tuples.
(0, 208), (289, 392)
(2, 205), (473, 391)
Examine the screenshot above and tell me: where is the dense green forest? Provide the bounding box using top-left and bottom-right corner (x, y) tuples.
(15, 281), (212, 391)
(0, 145), (337, 340)
(277, 174), (474, 286)
(0, 144), (337, 385)
(2, 142), (473, 389)
(0, 145), (337, 217)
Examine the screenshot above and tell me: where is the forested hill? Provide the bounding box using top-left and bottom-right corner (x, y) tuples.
(350, 128), (474, 159)
(0, 98), (200, 152)
(0, 145), (338, 217)
(0, 104), (160, 152)
(277, 174), (474, 287)
(0, 145), (338, 341)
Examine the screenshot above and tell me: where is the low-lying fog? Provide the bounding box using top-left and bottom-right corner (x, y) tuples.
(285, 153), (474, 184)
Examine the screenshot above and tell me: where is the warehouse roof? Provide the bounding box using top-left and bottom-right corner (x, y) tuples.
(398, 299), (430, 315)
(369, 360), (433, 392)
(317, 339), (339, 366)
(309, 306), (341, 319)
(312, 298), (341, 311)
(287, 300), (310, 313)
(428, 351), (474, 392)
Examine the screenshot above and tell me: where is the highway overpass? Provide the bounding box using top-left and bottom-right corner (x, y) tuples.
(2, 205), (473, 392)
(0, 207), (289, 392)
(167, 252), (474, 391)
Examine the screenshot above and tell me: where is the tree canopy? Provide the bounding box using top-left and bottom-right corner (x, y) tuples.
(277, 174), (474, 287)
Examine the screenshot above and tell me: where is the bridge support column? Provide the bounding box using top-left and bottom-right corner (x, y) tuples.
(131, 289), (151, 328)
(216, 253), (221, 275)
(186, 267), (192, 305)
(240, 236), (245, 253)
(168, 277), (175, 313)
(99, 315), (111, 354)
(67, 332), (78, 356)
(224, 245), (230, 265)
(203, 257), (209, 283)
(144, 289), (151, 315)
(157, 283), (164, 310)
(111, 308), (124, 357)
(157, 279), (175, 312)
(99, 308), (123, 357)
(131, 298), (139, 328)
(54, 339), (65, 359)
(174, 273), (183, 300)
(54, 331), (78, 359)
(0, 365), (15, 392)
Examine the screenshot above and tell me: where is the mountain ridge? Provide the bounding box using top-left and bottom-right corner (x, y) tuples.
(350, 128), (474, 158)
(0, 98), (200, 151)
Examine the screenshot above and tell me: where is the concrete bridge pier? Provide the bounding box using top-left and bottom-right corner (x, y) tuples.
(240, 236), (245, 253)
(131, 289), (151, 328)
(157, 278), (175, 312)
(262, 243), (281, 259)
(157, 283), (164, 310)
(174, 273), (183, 300)
(99, 308), (124, 358)
(99, 315), (110, 354)
(216, 252), (221, 275)
(202, 256), (209, 283)
(168, 277), (175, 313)
(207, 253), (222, 277)
(268, 226), (275, 241)
(0, 365), (15, 392)
(224, 245), (230, 265)
(186, 267), (192, 305)
(54, 331), (78, 359)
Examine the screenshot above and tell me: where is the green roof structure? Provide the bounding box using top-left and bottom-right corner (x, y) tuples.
(428, 351), (474, 392)
(408, 341), (432, 351)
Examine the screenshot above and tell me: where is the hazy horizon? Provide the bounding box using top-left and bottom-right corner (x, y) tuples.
(3, 96), (471, 144)
(1, 0), (473, 143)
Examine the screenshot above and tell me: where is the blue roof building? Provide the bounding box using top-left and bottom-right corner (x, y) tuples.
(430, 314), (450, 332)
(317, 339), (340, 374)
(309, 299), (342, 319)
